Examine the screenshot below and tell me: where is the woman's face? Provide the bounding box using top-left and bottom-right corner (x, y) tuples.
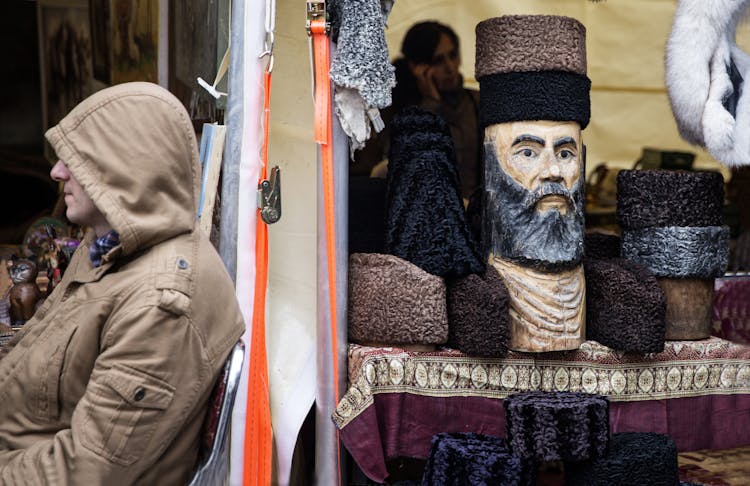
(409, 33), (461, 93)
(430, 33), (461, 91)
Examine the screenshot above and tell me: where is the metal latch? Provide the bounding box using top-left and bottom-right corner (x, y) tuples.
(306, 1), (329, 36)
(258, 166), (281, 224)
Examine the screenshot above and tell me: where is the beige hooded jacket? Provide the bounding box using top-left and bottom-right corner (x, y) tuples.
(0, 82), (245, 485)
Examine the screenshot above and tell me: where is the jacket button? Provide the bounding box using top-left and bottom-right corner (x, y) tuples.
(178, 259), (189, 269)
(134, 388), (146, 401)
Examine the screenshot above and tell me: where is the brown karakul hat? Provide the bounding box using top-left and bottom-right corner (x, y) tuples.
(475, 15), (591, 128)
(348, 253), (448, 346)
(475, 15), (587, 78)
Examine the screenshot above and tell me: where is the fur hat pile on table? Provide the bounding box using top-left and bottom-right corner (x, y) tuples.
(348, 108), (489, 350)
(421, 392), (680, 486)
(666, 0), (750, 167)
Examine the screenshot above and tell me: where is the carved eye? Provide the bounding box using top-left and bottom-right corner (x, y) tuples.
(558, 149), (574, 160)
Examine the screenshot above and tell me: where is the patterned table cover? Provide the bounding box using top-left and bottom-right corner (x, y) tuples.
(333, 338), (750, 482)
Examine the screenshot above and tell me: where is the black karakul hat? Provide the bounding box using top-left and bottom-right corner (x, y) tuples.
(385, 107), (485, 278)
(566, 432), (679, 486)
(422, 432), (536, 486)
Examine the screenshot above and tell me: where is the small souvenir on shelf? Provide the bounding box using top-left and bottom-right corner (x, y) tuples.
(8, 258), (42, 327)
(40, 224), (79, 295)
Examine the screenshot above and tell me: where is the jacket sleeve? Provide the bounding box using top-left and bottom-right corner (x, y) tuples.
(0, 302), (214, 485)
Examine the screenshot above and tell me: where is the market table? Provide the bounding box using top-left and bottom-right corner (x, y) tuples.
(332, 338), (750, 482)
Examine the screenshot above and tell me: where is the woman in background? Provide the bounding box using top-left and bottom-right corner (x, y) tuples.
(353, 21), (481, 204)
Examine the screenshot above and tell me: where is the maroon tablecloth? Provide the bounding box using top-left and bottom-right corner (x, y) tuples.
(333, 338), (750, 482)
(713, 275), (750, 345)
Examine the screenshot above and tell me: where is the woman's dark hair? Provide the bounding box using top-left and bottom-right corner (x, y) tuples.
(392, 21), (459, 109)
(401, 21), (460, 64)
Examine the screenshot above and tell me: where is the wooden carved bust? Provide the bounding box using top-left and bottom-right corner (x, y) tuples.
(484, 121), (586, 352)
(8, 258), (42, 326)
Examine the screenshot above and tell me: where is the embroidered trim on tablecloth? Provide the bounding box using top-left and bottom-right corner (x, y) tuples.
(332, 338), (750, 428)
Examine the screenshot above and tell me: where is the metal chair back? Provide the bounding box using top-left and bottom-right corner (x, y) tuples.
(187, 340), (246, 486)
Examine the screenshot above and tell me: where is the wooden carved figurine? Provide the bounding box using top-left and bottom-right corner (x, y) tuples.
(8, 258), (42, 326)
(475, 15), (590, 352)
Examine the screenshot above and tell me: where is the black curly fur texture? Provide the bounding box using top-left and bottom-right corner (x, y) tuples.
(385, 107), (485, 278)
(565, 432), (679, 486)
(621, 226), (729, 278)
(584, 232), (621, 260)
(616, 170), (724, 230)
(478, 71), (591, 129)
(504, 391), (610, 462)
(421, 432), (536, 486)
(446, 266), (510, 358)
(584, 257), (666, 353)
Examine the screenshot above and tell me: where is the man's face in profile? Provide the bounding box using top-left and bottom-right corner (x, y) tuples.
(484, 120), (585, 270)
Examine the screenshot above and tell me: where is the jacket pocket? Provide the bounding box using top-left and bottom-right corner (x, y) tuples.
(31, 322), (78, 422)
(80, 363), (175, 466)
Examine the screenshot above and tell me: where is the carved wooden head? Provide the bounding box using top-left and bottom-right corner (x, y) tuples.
(483, 120), (585, 271)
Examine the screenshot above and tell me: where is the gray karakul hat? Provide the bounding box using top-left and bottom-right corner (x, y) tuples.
(475, 15), (591, 129)
(348, 253), (448, 346)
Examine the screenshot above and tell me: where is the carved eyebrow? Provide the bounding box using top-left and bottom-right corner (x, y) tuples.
(554, 137), (577, 150)
(512, 134), (545, 146)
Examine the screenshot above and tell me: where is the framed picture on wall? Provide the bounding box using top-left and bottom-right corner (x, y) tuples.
(111, 0), (159, 84)
(89, 0), (111, 84)
(37, 0), (93, 159)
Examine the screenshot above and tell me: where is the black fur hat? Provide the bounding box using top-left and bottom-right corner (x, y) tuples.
(585, 257), (666, 353)
(421, 432), (535, 486)
(504, 391), (610, 462)
(566, 432), (679, 486)
(385, 107), (485, 278)
(446, 266), (510, 358)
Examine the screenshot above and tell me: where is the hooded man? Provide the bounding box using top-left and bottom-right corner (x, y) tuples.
(0, 82), (245, 484)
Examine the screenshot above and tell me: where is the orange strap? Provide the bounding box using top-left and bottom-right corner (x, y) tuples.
(311, 18), (342, 484)
(243, 68), (273, 486)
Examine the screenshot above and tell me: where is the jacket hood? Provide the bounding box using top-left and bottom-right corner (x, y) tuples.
(45, 82), (200, 256)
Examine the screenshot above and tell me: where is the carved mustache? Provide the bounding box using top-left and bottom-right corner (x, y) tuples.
(528, 182), (575, 208)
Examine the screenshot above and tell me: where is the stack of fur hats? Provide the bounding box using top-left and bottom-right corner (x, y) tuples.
(348, 108), (487, 349)
(422, 392), (680, 486)
(617, 170), (729, 340)
(475, 15), (591, 129)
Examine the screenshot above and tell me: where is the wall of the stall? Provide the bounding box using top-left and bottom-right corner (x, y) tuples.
(383, 0), (750, 178)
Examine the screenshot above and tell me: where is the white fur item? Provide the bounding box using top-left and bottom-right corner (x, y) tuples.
(666, 0), (750, 167)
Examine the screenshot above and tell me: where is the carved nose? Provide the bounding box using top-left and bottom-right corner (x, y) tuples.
(541, 156), (563, 182)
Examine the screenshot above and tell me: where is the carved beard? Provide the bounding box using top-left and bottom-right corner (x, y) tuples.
(483, 145), (585, 271)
